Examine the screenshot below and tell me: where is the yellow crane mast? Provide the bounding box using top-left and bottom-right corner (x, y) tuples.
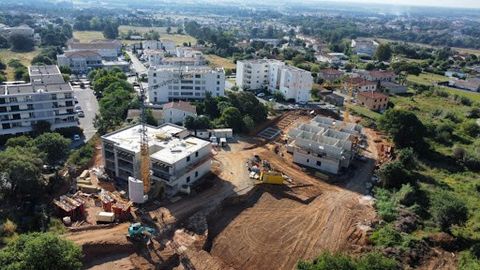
(137, 77), (151, 195)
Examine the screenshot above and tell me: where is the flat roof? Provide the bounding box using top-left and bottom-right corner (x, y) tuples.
(103, 123), (210, 165)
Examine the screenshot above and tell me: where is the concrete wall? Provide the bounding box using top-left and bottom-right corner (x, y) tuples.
(292, 149), (340, 174)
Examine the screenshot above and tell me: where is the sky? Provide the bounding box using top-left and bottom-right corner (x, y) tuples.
(325, 0), (480, 8)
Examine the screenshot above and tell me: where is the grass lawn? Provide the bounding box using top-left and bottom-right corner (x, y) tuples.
(162, 34), (196, 46)
(73, 31), (104, 43)
(205, 54), (236, 70)
(408, 72), (480, 103)
(377, 38), (480, 56)
(0, 49), (39, 80)
(346, 104), (381, 120)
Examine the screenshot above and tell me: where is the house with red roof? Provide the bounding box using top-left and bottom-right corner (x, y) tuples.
(357, 91), (389, 111)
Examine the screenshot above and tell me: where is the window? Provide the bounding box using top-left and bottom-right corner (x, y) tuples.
(195, 171), (198, 178)
(195, 151), (198, 157)
(153, 73), (157, 77)
(186, 176), (190, 183)
(306, 159), (310, 163)
(186, 156), (190, 162)
(316, 161), (322, 167)
(195, 74), (201, 78)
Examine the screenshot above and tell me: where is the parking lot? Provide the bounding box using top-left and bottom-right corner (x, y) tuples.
(72, 82), (99, 142)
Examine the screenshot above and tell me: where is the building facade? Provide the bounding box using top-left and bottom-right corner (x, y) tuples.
(236, 59), (313, 103)
(67, 40), (122, 60)
(357, 91), (389, 111)
(56, 50), (103, 74)
(101, 123), (212, 197)
(148, 66), (225, 103)
(0, 65), (77, 136)
(143, 40), (176, 54)
(162, 101), (197, 124)
(287, 116), (361, 174)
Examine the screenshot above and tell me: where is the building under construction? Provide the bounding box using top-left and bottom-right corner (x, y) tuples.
(101, 123), (212, 197)
(286, 116), (362, 174)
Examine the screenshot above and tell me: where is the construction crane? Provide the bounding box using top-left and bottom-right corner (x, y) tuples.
(136, 76), (151, 195)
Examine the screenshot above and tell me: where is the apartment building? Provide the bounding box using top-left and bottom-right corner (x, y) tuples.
(351, 38), (379, 57)
(287, 116), (362, 174)
(67, 40), (122, 60)
(56, 50), (103, 74)
(0, 65), (77, 136)
(101, 123), (212, 196)
(236, 59), (313, 103)
(147, 66), (225, 103)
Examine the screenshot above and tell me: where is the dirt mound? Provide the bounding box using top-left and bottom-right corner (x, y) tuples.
(208, 186), (375, 270)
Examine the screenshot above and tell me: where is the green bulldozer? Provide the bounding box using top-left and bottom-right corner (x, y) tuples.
(126, 223), (156, 245)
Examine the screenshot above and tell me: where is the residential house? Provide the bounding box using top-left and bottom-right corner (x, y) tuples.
(56, 50), (102, 74)
(449, 78), (480, 92)
(318, 68), (344, 81)
(361, 70), (397, 82)
(357, 91), (389, 111)
(162, 101), (197, 125)
(381, 81), (407, 94)
(351, 39), (379, 57)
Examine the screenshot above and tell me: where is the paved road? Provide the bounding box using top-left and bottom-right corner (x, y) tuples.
(73, 85), (99, 142)
(126, 51), (147, 75)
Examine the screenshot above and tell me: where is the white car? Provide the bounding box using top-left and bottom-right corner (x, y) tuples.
(257, 93), (265, 97)
(73, 134), (81, 141)
(77, 111), (85, 117)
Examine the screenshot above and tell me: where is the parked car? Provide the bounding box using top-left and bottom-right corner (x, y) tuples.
(74, 97), (79, 104)
(257, 93), (265, 97)
(77, 111), (85, 117)
(75, 105), (82, 111)
(73, 134), (81, 141)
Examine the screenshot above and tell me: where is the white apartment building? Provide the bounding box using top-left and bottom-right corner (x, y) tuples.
(57, 50), (103, 74)
(175, 47), (203, 58)
(162, 101), (197, 124)
(148, 66), (225, 103)
(236, 59), (313, 103)
(67, 40), (122, 60)
(287, 116), (362, 174)
(102, 123), (212, 196)
(143, 40), (176, 55)
(0, 65), (77, 136)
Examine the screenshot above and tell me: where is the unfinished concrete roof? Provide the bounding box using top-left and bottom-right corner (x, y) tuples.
(102, 123), (210, 165)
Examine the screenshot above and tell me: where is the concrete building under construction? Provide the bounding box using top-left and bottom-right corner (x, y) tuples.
(287, 116), (362, 174)
(101, 123), (212, 196)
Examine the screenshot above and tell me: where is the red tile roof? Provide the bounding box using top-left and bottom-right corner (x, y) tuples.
(368, 70), (396, 78)
(163, 101), (197, 114)
(357, 91), (389, 99)
(320, 68), (343, 75)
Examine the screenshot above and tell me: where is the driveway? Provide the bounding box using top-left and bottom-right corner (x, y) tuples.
(73, 85), (99, 142)
(126, 51), (147, 75)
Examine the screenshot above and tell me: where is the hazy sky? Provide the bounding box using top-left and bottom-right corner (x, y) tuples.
(329, 0), (480, 8)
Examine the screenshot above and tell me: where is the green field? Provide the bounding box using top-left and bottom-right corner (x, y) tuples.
(408, 72), (480, 102)
(0, 49), (40, 80)
(377, 38), (480, 56)
(346, 103), (381, 120)
(205, 54), (236, 70)
(118, 25), (196, 46)
(73, 31), (104, 43)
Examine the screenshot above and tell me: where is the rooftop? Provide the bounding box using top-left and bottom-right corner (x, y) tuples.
(68, 40), (121, 50)
(102, 124), (210, 165)
(63, 50), (102, 58)
(3, 65), (72, 95)
(320, 68), (343, 75)
(163, 101), (196, 114)
(357, 91), (389, 99)
(367, 70), (396, 77)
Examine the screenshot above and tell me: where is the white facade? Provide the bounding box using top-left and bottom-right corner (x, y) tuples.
(162, 101), (197, 125)
(68, 40), (122, 60)
(148, 66), (225, 103)
(0, 66), (78, 136)
(143, 40), (176, 54)
(236, 59), (313, 103)
(56, 50), (103, 74)
(287, 116), (362, 174)
(102, 123), (212, 197)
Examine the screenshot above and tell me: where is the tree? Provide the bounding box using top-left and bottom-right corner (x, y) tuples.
(166, 26), (172, 34)
(462, 120), (480, 138)
(297, 251), (356, 270)
(356, 252), (398, 270)
(5, 135), (33, 148)
(0, 232), (82, 270)
(176, 27), (184, 34)
(221, 107), (243, 132)
(185, 115), (212, 131)
(378, 109), (426, 149)
(375, 44), (392, 62)
(33, 133), (71, 166)
(431, 190), (468, 231)
(242, 115), (255, 133)
(102, 22), (119, 39)
(378, 160), (412, 189)
(0, 147), (43, 200)
(9, 34), (34, 52)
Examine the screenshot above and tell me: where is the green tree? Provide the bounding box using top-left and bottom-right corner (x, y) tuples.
(297, 251), (356, 270)
(221, 107), (243, 132)
(462, 120), (480, 138)
(0, 147), (43, 200)
(431, 190), (468, 231)
(0, 232), (82, 270)
(31, 120), (51, 136)
(33, 133), (71, 166)
(378, 160), (412, 188)
(242, 115), (255, 132)
(9, 34), (34, 52)
(166, 26), (172, 34)
(356, 252), (398, 270)
(5, 135), (33, 148)
(378, 109), (426, 149)
(375, 44), (392, 62)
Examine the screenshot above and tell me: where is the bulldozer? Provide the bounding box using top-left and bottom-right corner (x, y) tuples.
(127, 222), (156, 245)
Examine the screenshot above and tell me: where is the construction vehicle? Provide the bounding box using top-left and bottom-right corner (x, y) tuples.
(259, 171), (284, 185)
(127, 222), (156, 244)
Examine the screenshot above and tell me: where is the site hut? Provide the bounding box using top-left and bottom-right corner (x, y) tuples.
(101, 123), (213, 197)
(0, 65), (78, 136)
(286, 116), (362, 174)
(147, 65), (225, 103)
(193, 128), (233, 146)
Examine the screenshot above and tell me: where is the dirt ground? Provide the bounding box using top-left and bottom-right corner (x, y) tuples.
(64, 112), (383, 270)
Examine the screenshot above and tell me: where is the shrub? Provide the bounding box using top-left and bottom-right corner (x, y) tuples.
(370, 225), (403, 247)
(430, 190), (468, 231)
(462, 120), (480, 138)
(378, 161), (413, 189)
(356, 252), (398, 270)
(297, 251), (356, 270)
(374, 188), (398, 222)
